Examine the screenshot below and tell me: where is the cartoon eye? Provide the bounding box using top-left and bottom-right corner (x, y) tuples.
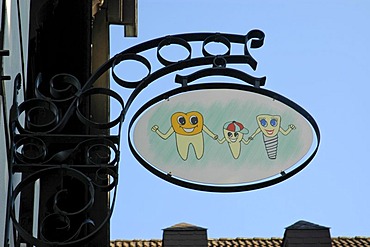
(177, 116), (186, 125)
(260, 118), (267, 127)
(234, 132), (239, 137)
(227, 132), (233, 137)
(270, 118), (278, 127)
(190, 115), (198, 125)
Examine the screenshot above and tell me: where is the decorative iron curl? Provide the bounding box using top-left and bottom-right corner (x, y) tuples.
(10, 166), (117, 246)
(13, 136), (119, 167)
(87, 30), (266, 120)
(13, 73), (125, 134)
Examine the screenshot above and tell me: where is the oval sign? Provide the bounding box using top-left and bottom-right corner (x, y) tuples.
(128, 83), (319, 192)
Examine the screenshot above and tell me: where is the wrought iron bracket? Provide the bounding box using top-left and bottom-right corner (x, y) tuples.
(7, 30), (274, 246)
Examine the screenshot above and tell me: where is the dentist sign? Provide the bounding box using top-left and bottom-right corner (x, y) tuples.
(129, 83), (319, 192)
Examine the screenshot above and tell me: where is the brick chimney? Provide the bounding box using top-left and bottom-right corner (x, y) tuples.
(282, 220), (331, 247)
(162, 222), (208, 247)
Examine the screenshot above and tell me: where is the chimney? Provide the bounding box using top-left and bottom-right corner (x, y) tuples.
(282, 220), (331, 247)
(162, 222), (208, 247)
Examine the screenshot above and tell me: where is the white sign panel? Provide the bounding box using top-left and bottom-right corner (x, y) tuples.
(131, 87), (315, 187)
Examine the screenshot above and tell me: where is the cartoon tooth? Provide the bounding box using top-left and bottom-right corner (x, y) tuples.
(217, 121), (250, 159)
(248, 114), (296, 159)
(151, 111), (218, 160)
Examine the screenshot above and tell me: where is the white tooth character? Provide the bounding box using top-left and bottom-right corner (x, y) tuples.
(247, 114), (296, 159)
(217, 121), (250, 159)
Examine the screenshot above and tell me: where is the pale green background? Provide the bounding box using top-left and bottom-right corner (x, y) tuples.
(133, 89), (313, 185)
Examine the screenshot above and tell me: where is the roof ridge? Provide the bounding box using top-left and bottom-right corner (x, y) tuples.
(286, 220), (329, 230)
(163, 222), (207, 230)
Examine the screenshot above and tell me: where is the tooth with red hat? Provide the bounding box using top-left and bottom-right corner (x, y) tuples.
(217, 121), (251, 159)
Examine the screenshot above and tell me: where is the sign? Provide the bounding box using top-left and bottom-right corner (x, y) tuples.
(129, 83), (319, 192)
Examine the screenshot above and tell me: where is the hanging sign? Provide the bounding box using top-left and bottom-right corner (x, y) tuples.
(128, 83), (319, 192)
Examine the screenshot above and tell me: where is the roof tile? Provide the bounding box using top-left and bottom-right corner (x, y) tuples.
(111, 237), (370, 247)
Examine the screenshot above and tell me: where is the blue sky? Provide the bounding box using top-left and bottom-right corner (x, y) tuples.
(109, 0), (370, 240)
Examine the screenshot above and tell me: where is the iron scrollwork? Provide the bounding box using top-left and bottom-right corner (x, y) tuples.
(8, 30), (271, 246)
(9, 71), (121, 246)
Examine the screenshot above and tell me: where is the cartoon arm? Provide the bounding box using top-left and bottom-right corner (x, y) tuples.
(247, 128), (262, 140)
(202, 125), (218, 140)
(279, 124), (296, 135)
(151, 125), (175, 140)
(241, 137), (252, 145)
(217, 137), (226, 144)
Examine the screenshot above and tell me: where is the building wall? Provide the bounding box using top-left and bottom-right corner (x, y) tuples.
(0, 0), (30, 246)
(1, 1), (135, 245)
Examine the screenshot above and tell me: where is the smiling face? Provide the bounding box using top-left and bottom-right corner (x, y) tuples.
(171, 111), (204, 136)
(257, 114), (281, 137)
(223, 129), (244, 143)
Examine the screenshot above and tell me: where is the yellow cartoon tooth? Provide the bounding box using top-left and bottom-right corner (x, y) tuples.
(171, 111), (203, 136)
(152, 111), (217, 160)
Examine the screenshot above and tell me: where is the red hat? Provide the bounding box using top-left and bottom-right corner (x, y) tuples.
(223, 121), (249, 134)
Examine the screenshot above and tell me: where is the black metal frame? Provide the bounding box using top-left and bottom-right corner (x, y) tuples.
(7, 30), (320, 246)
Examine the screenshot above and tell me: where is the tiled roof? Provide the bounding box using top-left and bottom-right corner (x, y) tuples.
(110, 239), (162, 247)
(110, 237), (370, 247)
(332, 237), (370, 247)
(209, 238), (283, 246)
